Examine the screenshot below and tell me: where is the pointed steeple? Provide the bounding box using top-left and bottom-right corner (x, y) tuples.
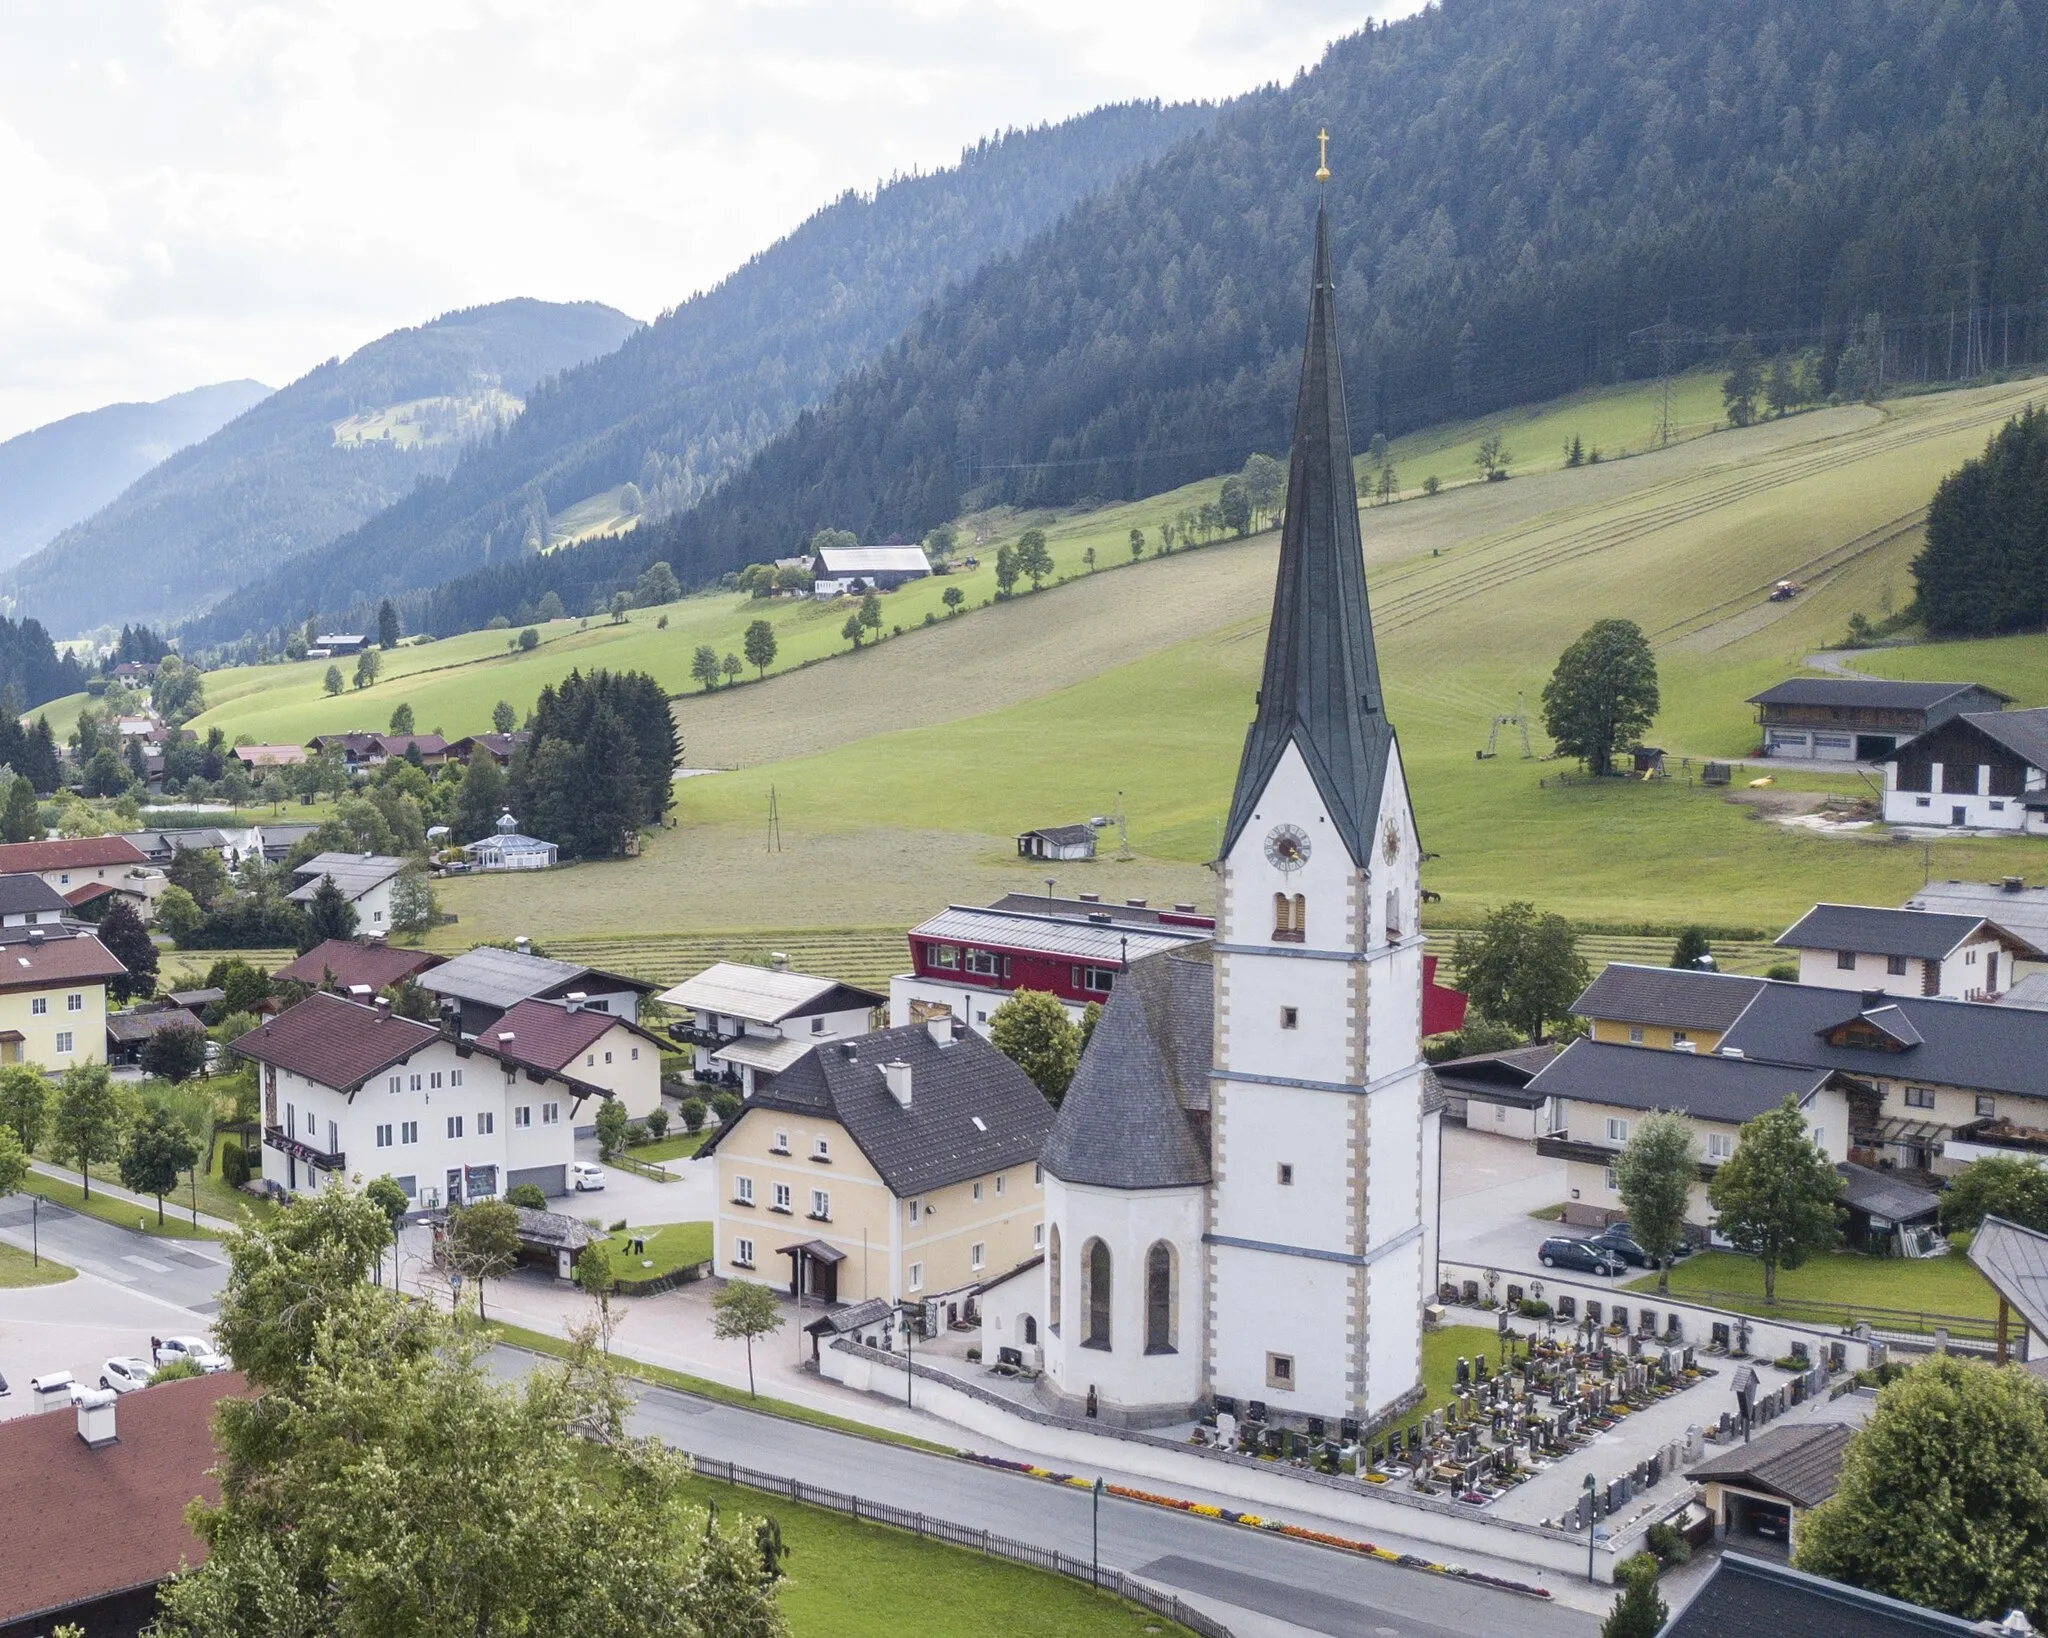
(1221, 202), (1394, 865)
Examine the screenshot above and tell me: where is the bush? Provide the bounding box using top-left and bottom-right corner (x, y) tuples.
(221, 1140), (250, 1188)
(680, 1097), (707, 1134)
(1645, 1522), (1691, 1566)
(506, 1183), (548, 1210)
(644, 1107), (670, 1140)
(710, 1091), (742, 1125)
(1617, 1551), (1661, 1583)
(1518, 1297), (1553, 1319)
(608, 1218), (628, 1233)
(1765, 962), (1798, 981)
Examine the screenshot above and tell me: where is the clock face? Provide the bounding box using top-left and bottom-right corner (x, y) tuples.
(1265, 823), (1311, 874)
(1382, 819), (1401, 864)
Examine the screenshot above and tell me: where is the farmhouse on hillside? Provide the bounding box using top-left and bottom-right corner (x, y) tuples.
(1749, 677), (2008, 762)
(810, 542), (931, 596)
(1882, 706), (2048, 832)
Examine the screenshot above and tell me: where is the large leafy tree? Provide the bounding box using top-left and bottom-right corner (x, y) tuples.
(988, 989), (1080, 1106)
(1450, 901), (1588, 1041)
(1939, 1156), (2048, 1236)
(141, 1023), (209, 1085)
(1705, 1096), (1841, 1304)
(120, 1103), (200, 1225)
(1540, 618), (1659, 777)
(1798, 1356), (2048, 1623)
(0, 1063), (48, 1152)
(50, 1062), (124, 1200)
(446, 1199), (522, 1323)
(1612, 1111), (1698, 1293)
(711, 1278), (786, 1399)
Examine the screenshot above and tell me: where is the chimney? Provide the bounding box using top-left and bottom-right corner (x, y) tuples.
(497, 1031), (515, 1045)
(373, 996), (391, 1015)
(348, 984), (373, 1000)
(2005, 876), (2026, 893)
(1719, 1046), (1745, 1059)
(514, 935), (531, 956)
(27, 928), (43, 945)
(770, 952), (790, 971)
(1125, 898), (1147, 909)
(1861, 990), (1887, 1008)
(838, 1041), (858, 1062)
(1077, 892), (1100, 904)
(1173, 902), (1197, 914)
(927, 1015), (953, 1047)
(883, 1061), (913, 1107)
(564, 991), (586, 1013)
(30, 1372), (75, 1414)
(76, 1387), (118, 1449)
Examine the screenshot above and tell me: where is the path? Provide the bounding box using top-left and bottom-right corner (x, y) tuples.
(1801, 650), (1880, 680)
(27, 1158), (239, 1236)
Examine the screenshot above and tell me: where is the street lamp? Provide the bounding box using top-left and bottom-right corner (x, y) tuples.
(30, 1193), (39, 1267)
(1583, 1473), (1599, 1583)
(1092, 1476), (1106, 1587)
(894, 1300), (919, 1408)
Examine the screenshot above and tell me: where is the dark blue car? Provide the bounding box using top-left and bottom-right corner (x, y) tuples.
(1538, 1236), (1628, 1277)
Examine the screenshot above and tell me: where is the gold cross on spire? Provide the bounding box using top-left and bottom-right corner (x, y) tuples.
(1315, 128), (1331, 184)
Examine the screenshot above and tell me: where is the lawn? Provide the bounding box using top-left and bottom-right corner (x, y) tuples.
(1626, 1249), (2000, 1328)
(674, 1470), (1200, 1638)
(0, 1239), (76, 1288)
(632, 1130), (711, 1162)
(1381, 1324), (1501, 1437)
(25, 1169), (220, 1240)
(606, 1220), (712, 1279)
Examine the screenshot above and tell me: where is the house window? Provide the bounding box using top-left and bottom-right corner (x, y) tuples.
(809, 1189), (830, 1221)
(1812, 1128), (1827, 1150)
(811, 1017), (825, 1033)
(908, 1262), (923, 1292)
(1977, 1095), (1997, 1118)
(515, 1106), (531, 1128)
(285, 1101), (295, 1133)
(1887, 954), (1908, 976)
(735, 1176), (754, 1206)
(1266, 1353), (1294, 1390)
(451, 1070), (462, 1087)
(909, 1199), (920, 1223)
(631, 1047), (639, 1060)
(65, 993), (81, 1013)
(410, 1074), (423, 1092)
(964, 949), (1000, 976)
(1034, 1163), (1042, 1185)
(1606, 1117), (1630, 1143)
(389, 1075), (401, 1093)
(428, 1072), (441, 1089)
(1627, 1025), (1643, 1044)
(1836, 950), (1856, 970)
(1277, 1163), (1295, 1185)
(1280, 1006), (1298, 1030)
(995, 1173), (1005, 1196)
(1671, 1031), (1689, 1046)
(447, 1116), (464, 1138)
(930, 944), (959, 969)
(1082, 1238), (1112, 1349)
(29, 998), (45, 1016)
(306, 1108), (316, 1135)
(401, 1121), (418, 1144)
(542, 1102), (559, 1124)
(1033, 1223), (1044, 1250)
(1272, 892), (1306, 943)
(813, 1137), (830, 1160)
(477, 1112), (494, 1135)
(733, 1238), (755, 1270)
(972, 1181), (983, 1202)
(53, 1032), (72, 1055)
(586, 1054), (595, 1067)
(771, 1131), (790, 1154)
(1604, 1167), (1619, 1192)
(1916, 796), (1931, 808)
(1905, 1086), (1936, 1110)
(1047, 1224), (1061, 1334)
(1707, 1133), (1734, 1161)
(1078, 965), (1116, 994)
(772, 1183), (791, 1213)
(376, 1124), (393, 1148)
(971, 1242), (986, 1271)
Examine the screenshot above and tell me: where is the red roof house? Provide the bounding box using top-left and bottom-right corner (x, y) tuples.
(274, 938), (444, 994)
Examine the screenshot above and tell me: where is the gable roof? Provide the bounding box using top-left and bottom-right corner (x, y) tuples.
(1718, 983), (2048, 1099)
(273, 938), (444, 992)
(0, 871), (75, 918)
(1573, 963), (1769, 1032)
(482, 997), (656, 1074)
(1428, 1043), (1562, 1108)
(657, 960), (884, 1024)
(232, 990), (440, 1091)
(1685, 1422), (1855, 1509)
(0, 1371), (242, 1630)
(1886, 706), (2048, 773)
(1663, 1552), (1987, 1637)
(907, 904), (1207, 965)
(1043, 950), (1213, 1189)
(0, 835), (149, 874)
(0, 931), (129, 994)
(1222, 203), (1394, 869)
(702, 1019), (1053, 1197)
(286, 853), (406, 902)
(373, 733), (448, 758)
(1747, 678), (2006, 711)
(421, 944), (654, 1010)
(1967, 1215), (2048, 1344)
(452, 731), (529, 762)
(1777, 902), (2040, 961)
(812, 544), (931, 575)
(1527, 1038), (1834, 1123)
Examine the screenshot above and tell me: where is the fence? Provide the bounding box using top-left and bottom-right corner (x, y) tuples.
(688, 1453), (1237, 1638)
(1669, 1288), (2004, 1355)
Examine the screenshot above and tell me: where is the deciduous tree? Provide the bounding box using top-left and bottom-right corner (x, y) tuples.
(1613, 1112), (1698, 1292)
(120, 1103), (199, 1224)
(50, 1062), (123, 1200)
(1939, 1155), (2048, 1236)
(0, 1124), (26, 1199)
(446, 1198), (521, 1322)
(989, 989), (1080, 1106)
(1541, 618), (1659, 776)
(0, 1063), (48, 1152)
(712, 1278), (786, 1398)
(595, 1097), (629, 1161)
(355, 648), (381, 689)
(451, 751), (507, 843)
(141, 1022), (209, 1085)
(491, 699), (517, 734)
(1723, 335), (1762, 426)
(323, 665), (344, 697)
(1450, 902), (1589, 1042)
(1706, 1096), (1841, 1304)
(743, 619), (778, 679)
(98, 899), (160, 1002)
(388, 865), (437, 938)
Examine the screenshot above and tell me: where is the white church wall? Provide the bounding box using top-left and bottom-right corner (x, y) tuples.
(1365, 1073), (1424, 1250)
(1365, 1240), (1427, 1417)
(1208, 1239), (1356, 1412)
(1217, 742), (1359, 951)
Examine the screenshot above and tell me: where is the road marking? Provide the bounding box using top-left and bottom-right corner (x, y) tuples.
(122, 1254), (173, 1274)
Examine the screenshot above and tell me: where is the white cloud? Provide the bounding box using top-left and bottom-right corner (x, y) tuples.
(0, 2), (1407, 440)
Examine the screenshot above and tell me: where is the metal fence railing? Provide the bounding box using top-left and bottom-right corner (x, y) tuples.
(688, 1454), (1236, 1638)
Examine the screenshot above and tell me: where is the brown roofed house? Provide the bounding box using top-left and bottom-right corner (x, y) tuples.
(274, 937), (445, 996)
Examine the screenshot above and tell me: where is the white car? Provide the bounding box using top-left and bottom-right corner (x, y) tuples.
(160, 1336), (228, 1374)
(100, 1356), (154, 1394)
(570, 1161), (605, 1192)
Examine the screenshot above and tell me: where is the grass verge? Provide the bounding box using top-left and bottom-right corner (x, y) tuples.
(0, 1239), (77, 1287)
(26, 1171), (219, 1240)
(484, 1322), (956, 1456)
(606, 1221), (712, 1279)
(1625, 1249), (1999, 1327)
(632, 1131), (710, 1162)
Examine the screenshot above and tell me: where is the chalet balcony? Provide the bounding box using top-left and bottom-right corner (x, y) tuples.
(262, 1124), (345, 1172)
(669, 1023), (735, 1051)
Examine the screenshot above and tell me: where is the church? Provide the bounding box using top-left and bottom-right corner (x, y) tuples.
(1026, 198), (1441, 1434)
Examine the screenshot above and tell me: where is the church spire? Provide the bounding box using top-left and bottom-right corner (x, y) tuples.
(1221, 199), (1394, 867)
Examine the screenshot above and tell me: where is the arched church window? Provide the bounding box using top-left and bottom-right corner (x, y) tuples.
(1047, 1225), (1061, 1335)
(1144, 1241), (1177, 1354)
(1082, 1238), (1112, 1350)
(1023, 1314), (1038, 1345)
(1272, 892), (1305, 943)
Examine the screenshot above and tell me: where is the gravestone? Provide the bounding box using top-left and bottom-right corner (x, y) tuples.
(1557, 1294), (1577, 1320)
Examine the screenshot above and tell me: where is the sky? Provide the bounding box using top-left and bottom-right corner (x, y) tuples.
(0, 1), (1403, 443)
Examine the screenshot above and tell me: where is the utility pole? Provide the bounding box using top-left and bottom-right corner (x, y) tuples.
(766, 786), (782, 853)
(1628, 316), (1694, 446)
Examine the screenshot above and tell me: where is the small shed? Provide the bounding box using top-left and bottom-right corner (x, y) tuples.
(1015, 824), (1097, 862)
(804, 1297), (896, 1363)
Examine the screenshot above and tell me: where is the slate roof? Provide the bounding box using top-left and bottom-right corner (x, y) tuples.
(1918, 706), (2048, 773)
(1042, 949), (1212, 1189)
(985, 893), (1214, 929)
(273, 938), (444, 992)
(1662, 1553), (1987, 1638)
(1018, 824), (1097, 846)
(0, 1371), (242, 1631)
(0, 931), (129, 994)
(1428, 1043), (1561, 1109)
(658, 960), (884, 1024)
(0, 835), (150, 873)
(0, 872), (74, 919)
(1222, 203), (1395, 868)
(107, 1008), (206, 1047)
(1968, 1215), (2048, 1343)
(805, 1297), (895, 1336)
(286, 852), (406, 902)
(1999, 972), (2048, 1011)
(233, 990), (440, 1090)
(1747, 678), (2005, 711)
(1686, 1422), (1856, 1509)
(1718, 983), (2048, 1099)
(1835, 1161), (1941, 1225)
(1527, 1038), (1834, 1123)
(1572, 963), (1768, 1032)
(700, 1019), (1053, 1197)
(422, 945), (653, 1009)
(1906, 879), (2048, 951)
(908, 904), (1207, 965)
(451, 731), (530, 764)
(1777, 902), (2039, 960)
(813, 544), (932, 575)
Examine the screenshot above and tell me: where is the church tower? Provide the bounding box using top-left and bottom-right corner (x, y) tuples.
(1206, 198), (1432, 1428)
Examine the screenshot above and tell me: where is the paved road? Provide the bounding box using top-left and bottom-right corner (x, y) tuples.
(0, 1194), (228, 1314)
(491, 1348), (1598, 1638)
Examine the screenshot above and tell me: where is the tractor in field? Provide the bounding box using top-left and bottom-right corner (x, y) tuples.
(1768, 579), (1805, 601)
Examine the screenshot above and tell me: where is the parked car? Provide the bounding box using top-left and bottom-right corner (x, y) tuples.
(571, 1161), (606, 1192)
(1590, 1222), (1691, 1268)
(1537, 1236), (1628, 1277)
(159, 1336), (228, 1374)
(100, 1356), (154, 1394)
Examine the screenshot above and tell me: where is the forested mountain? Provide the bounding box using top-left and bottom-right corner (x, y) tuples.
(14, 300), (637, 636)
(0, 380), (270, 571)
(186, 101), (1216, 649)
(411, 0), (2048, 634)
(1915, 407), (2048, 636)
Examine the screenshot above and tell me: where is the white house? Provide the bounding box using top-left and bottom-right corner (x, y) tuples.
(657, 960), (883, 1096)
(235, 990), (610, 1206)
(480, 996), (666, 1121)
(287, 853), (406, 931)
(811, 543), (931, 597)
(1881, 707), (2048, 832)
(0, 837), (165, 919)
(1775, 902), (2039, 1000)
(420, 943), (653, 1038)
(463, 811), (557, 872)
(1904, 877), (2048, 983)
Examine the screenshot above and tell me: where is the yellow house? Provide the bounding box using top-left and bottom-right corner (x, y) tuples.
(0, 929), (126, 1070)
(1574, 964), (1770, 1054)
(1530, 1039), (1855, 1231)
(701, 1017), (1053, 1315)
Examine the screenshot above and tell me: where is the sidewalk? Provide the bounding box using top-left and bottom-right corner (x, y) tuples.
(28, 1159), (239, 1236)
